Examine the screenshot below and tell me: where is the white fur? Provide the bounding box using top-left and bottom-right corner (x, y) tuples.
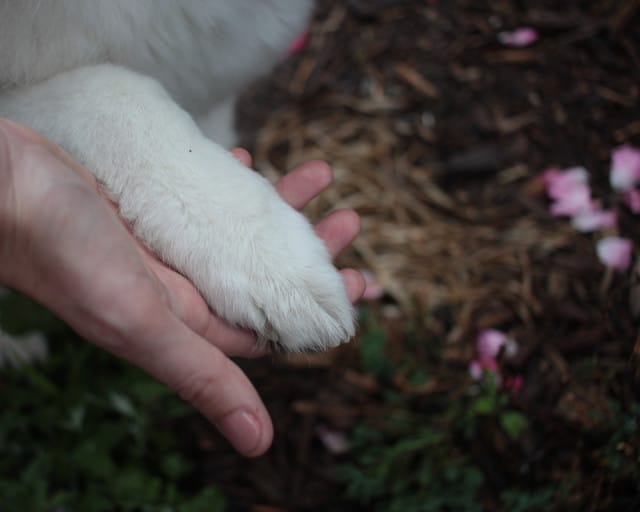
(0, 1), (356, 351)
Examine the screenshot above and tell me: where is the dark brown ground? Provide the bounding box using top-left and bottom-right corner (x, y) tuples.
(188, 1), (640, 510)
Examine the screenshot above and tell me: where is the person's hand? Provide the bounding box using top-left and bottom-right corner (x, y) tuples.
(0, 119), (365, 456)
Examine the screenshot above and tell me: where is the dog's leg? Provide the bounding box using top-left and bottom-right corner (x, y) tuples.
(0, 64), (355, 351)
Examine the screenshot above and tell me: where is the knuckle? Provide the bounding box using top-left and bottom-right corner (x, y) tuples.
(174, 362), (224, 408)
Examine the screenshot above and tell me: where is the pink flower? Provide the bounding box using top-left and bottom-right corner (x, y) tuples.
(479, 357), (500, 373)
(610, 145), (640, 191)
(624, 189), (640, 213)
(359, 269), (385, 300)
(468, 357), (499, 379)
(498, 27), (539, 47)
(504, 375), (524, 393)
(287, 30), (310, 55)
(477, 329), (508, 360)
(470, 330), (518, 383)
(571, 209), (617, 232)
(477, 329), (518, 360)
(596, 237), (633, 271)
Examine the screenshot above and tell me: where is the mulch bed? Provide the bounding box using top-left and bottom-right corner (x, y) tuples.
(189, 1), (640, 510)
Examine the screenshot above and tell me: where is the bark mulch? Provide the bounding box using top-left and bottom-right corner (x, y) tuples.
(189, 1), (640, 510)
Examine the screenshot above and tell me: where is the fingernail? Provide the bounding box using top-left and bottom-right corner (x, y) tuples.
(216, 409), (261, 456)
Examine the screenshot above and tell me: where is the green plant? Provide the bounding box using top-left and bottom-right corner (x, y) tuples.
(0, 290), (226, 511)
(344, 423), (484, 512)
(345, 319), (488, 511)
(358, 307), (392, 380)
(500, 487), (556, 512)
(344, 314), (539, 512)
(599, 402), (640, 484)
(460, 375), (529, 441)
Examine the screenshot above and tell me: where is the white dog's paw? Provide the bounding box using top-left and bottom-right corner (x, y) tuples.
(166, 157), (356, 352)
(223, 205), (356, 352)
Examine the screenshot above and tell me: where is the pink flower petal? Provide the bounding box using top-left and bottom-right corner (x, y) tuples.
(571, 208), (617, 232)
(543, 167), (589, 200)
(287, 30), (310, 55)
(498, 27), (539, 47)
(469, 357), (502, 381)
(359, 269), (385, 300)
(469, 360), (483, 381)
(596, 237), (633, 271)
(624, 189), (640, 214)
(504, 339), (518, 358)
(316, 425), (350, 454)
(479, 357), (500, 373)
(549, 184), (595, 217)
(477, 329), (508, 360)
(610, 145), (640, 191)
(542, 167), (596, 217)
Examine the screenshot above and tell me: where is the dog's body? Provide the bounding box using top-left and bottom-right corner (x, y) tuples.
(0, 1), (356, 351)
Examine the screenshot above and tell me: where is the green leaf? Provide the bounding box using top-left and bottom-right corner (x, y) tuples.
(109, 392), (138, 418)
(471, 394), (496, 415)
(500, 411), (529, 440)
(162, 453), (190, 480)
(181, 486), (227, 512)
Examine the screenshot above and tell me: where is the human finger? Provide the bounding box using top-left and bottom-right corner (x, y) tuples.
(275, 160), (333, 210)
(341, 268), (366, 302)
(230, 147), (252, 167)
(124, 311), (273, 457)
(140, 255), (268, 357)
(314, 208), (360, 258)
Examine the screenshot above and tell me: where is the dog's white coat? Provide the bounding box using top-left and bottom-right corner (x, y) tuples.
(0, 0), (355, 351)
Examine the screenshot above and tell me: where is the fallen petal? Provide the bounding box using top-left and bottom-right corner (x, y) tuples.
(596, 237), (633, 271)
(498, 27), (539, 47)
(571, 208), (617, 232)
(610, 145), (640, 191)
(316, 425), (350, 455)
(543, 167), (596, 217)
(549, 183), (594, 216)
(544, 167), (589, 200)
(469, 360), (484, 380)
(624, 189), (640, 214)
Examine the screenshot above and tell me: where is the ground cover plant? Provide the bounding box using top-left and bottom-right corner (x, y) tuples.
(2, 0), (640, 510)
(0, 293), (226, 511)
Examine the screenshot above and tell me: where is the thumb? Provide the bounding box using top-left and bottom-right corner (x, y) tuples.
(121, 310), (273, 457)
